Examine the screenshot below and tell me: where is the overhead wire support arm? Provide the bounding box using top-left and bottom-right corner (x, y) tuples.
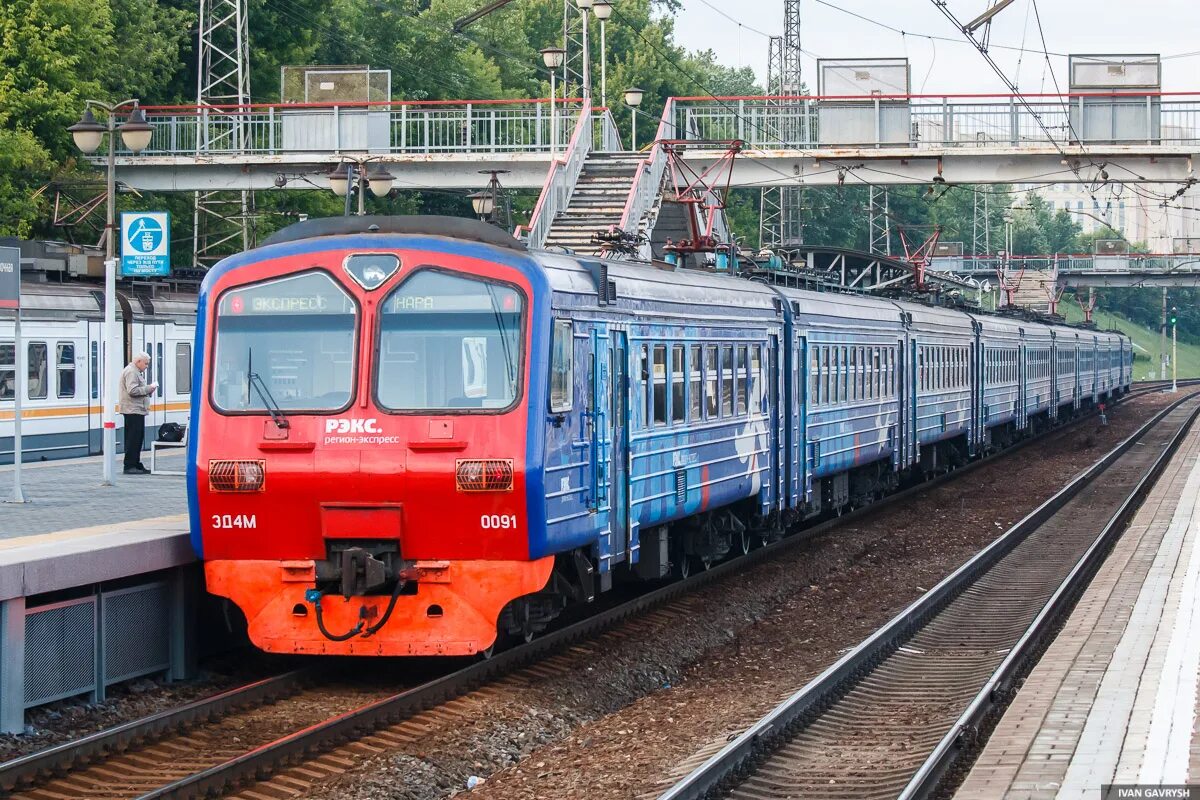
(452, 0), (517, 33)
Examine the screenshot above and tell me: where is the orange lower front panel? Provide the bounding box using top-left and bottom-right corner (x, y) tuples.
(205, 557), (555, 656)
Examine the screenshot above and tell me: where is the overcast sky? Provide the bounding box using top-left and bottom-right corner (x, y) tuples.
(671, 0), (1199, 94)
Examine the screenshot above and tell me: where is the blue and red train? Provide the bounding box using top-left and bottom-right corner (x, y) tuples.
(188, 216), (1132, 656)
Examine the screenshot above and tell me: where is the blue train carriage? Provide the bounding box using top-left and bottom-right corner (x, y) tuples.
(1078, 330), (1099, 405)
(782, 289), (906, 514)
(1022, 321), (1055, 430)
(895, 300), (977, 471)
(538, 252), (784, 584)
(1050, 326), (1081, 414)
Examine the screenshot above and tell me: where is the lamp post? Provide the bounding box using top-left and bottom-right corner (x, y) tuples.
(624, 87), (644, 151)
(541, 47), (566, 154)
(68, 101), (153, 486)
(593, 1), (613, 104)
(576, 0), (594, 100)
(327, 159), (395, 216)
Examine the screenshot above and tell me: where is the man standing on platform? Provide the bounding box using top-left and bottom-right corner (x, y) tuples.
(119, 352), (158, 475)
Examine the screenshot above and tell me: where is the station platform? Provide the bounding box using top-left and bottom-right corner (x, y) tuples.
(957, 418), (1200, 798)
(1, 451), (187, 539)
(0, 454), (194, 733)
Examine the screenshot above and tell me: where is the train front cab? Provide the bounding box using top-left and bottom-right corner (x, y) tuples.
(193, 231), (555, 656)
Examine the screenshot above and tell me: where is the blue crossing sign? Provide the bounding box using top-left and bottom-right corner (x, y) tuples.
(120, 211), (171, 277)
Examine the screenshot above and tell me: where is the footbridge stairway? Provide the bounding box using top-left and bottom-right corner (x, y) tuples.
(541, 153), (645, 254)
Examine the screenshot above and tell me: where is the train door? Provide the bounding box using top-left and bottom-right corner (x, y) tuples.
(609, 329), (632, 565)
(897, 336), (913, 468)
(774, 333), (788, 510)
(141, 322), (167, 434)
(1018, 341), (1028, 430)
(585, 325), (616, 583)
(86, 321), (103, 455)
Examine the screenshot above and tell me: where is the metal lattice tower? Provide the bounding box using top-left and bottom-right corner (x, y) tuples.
(779, 0), (804, 245)
(972, 187), (991, 255)
(194, 0), (254, 269)
(759, 36), (784, 249)
(869, 185), (891, 255)
(781, 0), (802, 95)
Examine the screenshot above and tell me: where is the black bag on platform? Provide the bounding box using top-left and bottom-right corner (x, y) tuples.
(157, 422), (186, 443)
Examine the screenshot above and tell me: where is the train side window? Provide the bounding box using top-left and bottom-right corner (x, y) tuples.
(56, 342), (76, 398)
(848, 347), (858, 401)
(0, 341), (13, 401)
(143, 341), (153, 386)
(549, 320), (573, 413)
(822, 347), (831, 405)
(704, 346), (719, 418)
(751, 345), (762, 412)
(720, 345), (734, 416)
(652, 345), (667, 426)
(689, 345), (702, 420)
(811, 346), (821, 406)
(639, 345), (651, 427)
(736, 345), (748, 414)
(831, 347), (840, 405)
(176, 343), (193, 395)
(90, 341), (99, 400)
(27, 342), (48, 400)
(671, 344), (685, 424)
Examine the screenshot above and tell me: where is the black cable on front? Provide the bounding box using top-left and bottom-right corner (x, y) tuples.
(363, 577), (406, 637)
(311, 593), (368, 642)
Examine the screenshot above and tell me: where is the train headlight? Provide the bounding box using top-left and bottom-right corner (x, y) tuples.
(209, 459), (266, 492)
(455, 459), (514, 492)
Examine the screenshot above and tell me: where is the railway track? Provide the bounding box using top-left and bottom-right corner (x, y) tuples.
(658, 388), (1200, 800)
(0, 386), (1179, 800)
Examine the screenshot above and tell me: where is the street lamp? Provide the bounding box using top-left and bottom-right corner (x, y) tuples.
(471, 170), (510, 228)
(327, 160), (395, 216)
(624, 87), (645, 151)
(541, 47), (566, 154)
(593, 1), (613, 104)
(68, 100), (153, 486)
(576, 0), (594, 100)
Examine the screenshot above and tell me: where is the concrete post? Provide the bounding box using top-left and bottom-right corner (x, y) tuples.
(0, 597), (26, 734)
(169, 566), (198, 681)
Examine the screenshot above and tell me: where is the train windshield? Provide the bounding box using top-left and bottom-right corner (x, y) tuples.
(376, 269), (524, 412)
(212, 271), (357, 412)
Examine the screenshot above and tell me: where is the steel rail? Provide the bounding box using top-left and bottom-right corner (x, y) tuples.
(0, 383), (1172, 798)
(658, 387), (1200, 800)
(0, 670), (312, 792)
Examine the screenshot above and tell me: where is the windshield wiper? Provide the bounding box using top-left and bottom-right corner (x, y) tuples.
(247, 347), (289, 429)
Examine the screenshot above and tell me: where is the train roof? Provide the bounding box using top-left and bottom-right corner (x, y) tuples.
(539, 251), (783, 315)
(773, 285), (903, 326)
(11, 281), (195, 323)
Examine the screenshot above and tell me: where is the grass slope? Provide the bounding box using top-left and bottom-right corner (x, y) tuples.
(1061, 301), (1200, 380)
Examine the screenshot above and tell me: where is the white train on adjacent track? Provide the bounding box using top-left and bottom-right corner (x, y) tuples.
(1, 281), (196, 465)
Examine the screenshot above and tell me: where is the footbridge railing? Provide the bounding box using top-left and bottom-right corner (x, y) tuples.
(669, 92), (1200, 149)
(122, 98), (589, 156)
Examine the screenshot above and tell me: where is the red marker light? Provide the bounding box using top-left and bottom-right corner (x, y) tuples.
(502, 295), (515, 311)
(456, 459), (514, 492)
(231, 296), (245, 314)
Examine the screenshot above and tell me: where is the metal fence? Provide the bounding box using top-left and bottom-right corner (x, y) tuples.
(126, 100), (590, 156)
(931, 254), (1200, 274)
(125, 93), (1200, 157)
(669, 93), (1200, 149)
(8, 580), (174, 712)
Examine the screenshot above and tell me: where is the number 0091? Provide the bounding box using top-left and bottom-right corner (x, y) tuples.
(481, 514), (518, 529)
